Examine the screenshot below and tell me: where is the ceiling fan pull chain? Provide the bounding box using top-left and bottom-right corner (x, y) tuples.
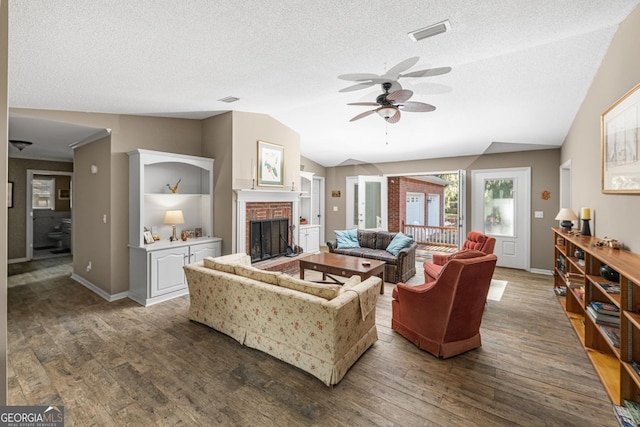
(386, 122), (389, 145)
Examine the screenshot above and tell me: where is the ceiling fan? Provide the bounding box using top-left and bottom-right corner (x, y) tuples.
(348, 82), (436, 124)
(338, 56), (451, 93)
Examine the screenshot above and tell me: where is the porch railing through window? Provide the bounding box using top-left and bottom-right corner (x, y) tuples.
(402, 223), (458, 247)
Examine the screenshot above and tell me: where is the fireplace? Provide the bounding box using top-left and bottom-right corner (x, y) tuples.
(249, 218), (290, 262)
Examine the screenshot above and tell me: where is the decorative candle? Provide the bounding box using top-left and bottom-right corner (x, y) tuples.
(581, 207), (590, 220)
(252, 160), (256, 180)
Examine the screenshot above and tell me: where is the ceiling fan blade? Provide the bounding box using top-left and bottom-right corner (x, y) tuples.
(347, 102), (379, 106)
(383, 57), (419, 79)
(339, 82), (375, 93)
(349, 110), (376, 122)
(400, 66), (452, 78)
(399, 101), (436, 112)
(387, 89), (413, 103)
(338, 73), (380, 81)
(386, 109), (401, 124)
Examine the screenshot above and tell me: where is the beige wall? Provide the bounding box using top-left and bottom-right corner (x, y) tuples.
(7, 158), (73, 260)
(300, 155), (326, 177)
(11, 108), (203, 295)
(1, 0), (8, 404)
(202, 112), (233, 254)
(323, 149), (560, 271)
(561, 4), (640, 253)
(74, 136), (111, 293)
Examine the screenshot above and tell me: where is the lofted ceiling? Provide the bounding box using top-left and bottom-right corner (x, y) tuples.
(7, 1), (640, 166)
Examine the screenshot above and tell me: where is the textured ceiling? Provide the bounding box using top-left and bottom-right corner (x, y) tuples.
(7, 0), (640, 165)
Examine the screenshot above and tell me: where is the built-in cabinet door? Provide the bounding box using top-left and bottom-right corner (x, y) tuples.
(190, 241), (222, 263)
(300, 225), (320, 253)
(150, 246), (189, 297)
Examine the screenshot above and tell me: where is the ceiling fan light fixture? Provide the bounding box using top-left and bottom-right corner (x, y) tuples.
(408, 19), (451, 42)
(9, 139), (33, 151)
(377, 107), (397, 120)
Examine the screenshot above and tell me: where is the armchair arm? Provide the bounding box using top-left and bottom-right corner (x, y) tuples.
(432, 253), (450, 265)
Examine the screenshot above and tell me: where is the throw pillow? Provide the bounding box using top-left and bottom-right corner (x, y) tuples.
(386, 232), (414, 256)
(335, 229), (360, 249)
(278, 274), (342, 300)
(234, 264), (281, 285)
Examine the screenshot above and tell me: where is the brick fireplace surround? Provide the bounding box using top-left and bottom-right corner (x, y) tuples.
(235, 190), (300, 255)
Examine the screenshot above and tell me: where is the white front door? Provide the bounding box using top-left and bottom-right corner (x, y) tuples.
(346, 175), (387, 230)
(471, 167), (530, 270)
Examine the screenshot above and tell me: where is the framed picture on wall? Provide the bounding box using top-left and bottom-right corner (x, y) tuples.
(58, 189), (70, 200)
(602, 82), (640, 193)
(257, 140), (284, 187)
(7, 182), (13, 208)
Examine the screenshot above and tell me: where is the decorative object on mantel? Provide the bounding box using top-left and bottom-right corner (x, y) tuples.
(555, 208), (578, 232)
(167, 178), (181, 193)
(257, 140), (284, 187)
(163, 209), (184, 241)
(601, 82), (640, 194)
(580, 207), (591, 236)
(541, 190), (551, 200)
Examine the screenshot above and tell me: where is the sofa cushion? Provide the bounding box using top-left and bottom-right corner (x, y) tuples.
(234, 264), (282, 285)
(386, 232), (413, 256)
(374, 231), (397, 250)
(357, 230), (378, 249)
(203, 257), (237, 274)
(335, 229), (360, 249)
(278, 274), (342, 300)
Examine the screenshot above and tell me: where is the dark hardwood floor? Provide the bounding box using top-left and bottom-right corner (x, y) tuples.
(7, 264), (617, 426)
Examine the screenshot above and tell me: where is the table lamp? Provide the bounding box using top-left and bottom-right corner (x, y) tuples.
(163, 210), (184, 241)
(555, 208), (578, 232)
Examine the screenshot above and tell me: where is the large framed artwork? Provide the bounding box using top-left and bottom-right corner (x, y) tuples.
(257, 140), (284, 187)
(602, 82), (640, 194)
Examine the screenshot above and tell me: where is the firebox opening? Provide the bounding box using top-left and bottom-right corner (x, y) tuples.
(249, 218), (291, 262)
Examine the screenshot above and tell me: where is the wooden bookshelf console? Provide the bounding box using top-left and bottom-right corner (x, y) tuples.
(553, 227), (640, 405)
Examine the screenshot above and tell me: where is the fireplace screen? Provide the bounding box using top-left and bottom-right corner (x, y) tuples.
(249, 218), (290, 262)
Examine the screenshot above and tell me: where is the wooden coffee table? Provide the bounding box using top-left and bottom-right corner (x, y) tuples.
(299, 253), (386, 294)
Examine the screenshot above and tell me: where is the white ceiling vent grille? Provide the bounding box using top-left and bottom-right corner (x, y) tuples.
(408, 20), (451, 42)
(218, 96), (240, 103)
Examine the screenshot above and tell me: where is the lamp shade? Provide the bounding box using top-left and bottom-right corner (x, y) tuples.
(555, 208), (578, 221)
(163, 210), (184, 225)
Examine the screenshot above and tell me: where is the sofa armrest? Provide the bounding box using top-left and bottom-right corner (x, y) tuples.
(326, 240), (337, 252)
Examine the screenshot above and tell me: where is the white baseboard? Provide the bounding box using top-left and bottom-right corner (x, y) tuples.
(8, 257), (29, 264)
(71, 273), (129, 302)
(530, 268), (553, 276)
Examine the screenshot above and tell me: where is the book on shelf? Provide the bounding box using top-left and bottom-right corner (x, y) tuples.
(613, 404), (636, 427)
(598, 282), (621, 294)
(590, 301), (620, 316)
(624, 400), (640, 426)
(599, 325), (620, 348)
(553, 286), (566, 297)
(586, 306), (620, 326)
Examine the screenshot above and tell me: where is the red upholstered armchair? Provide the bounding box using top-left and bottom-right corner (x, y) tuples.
(423, 231), (496, 281)
(391, 253), (498, 358)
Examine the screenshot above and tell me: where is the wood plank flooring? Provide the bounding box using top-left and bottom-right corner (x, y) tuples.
(7, 265), (617, 426)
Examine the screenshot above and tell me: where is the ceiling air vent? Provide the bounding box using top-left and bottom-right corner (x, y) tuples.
(408, 20), (451, 42)
(218, 96), (240, 103)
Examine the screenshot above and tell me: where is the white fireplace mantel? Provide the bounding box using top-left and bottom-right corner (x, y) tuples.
(235, 189), (300, 253)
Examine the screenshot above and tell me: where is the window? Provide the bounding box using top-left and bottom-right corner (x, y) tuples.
(32, 178), (55, 209)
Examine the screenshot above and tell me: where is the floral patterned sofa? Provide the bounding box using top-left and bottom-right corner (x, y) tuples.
(183, 253), (382, 386)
